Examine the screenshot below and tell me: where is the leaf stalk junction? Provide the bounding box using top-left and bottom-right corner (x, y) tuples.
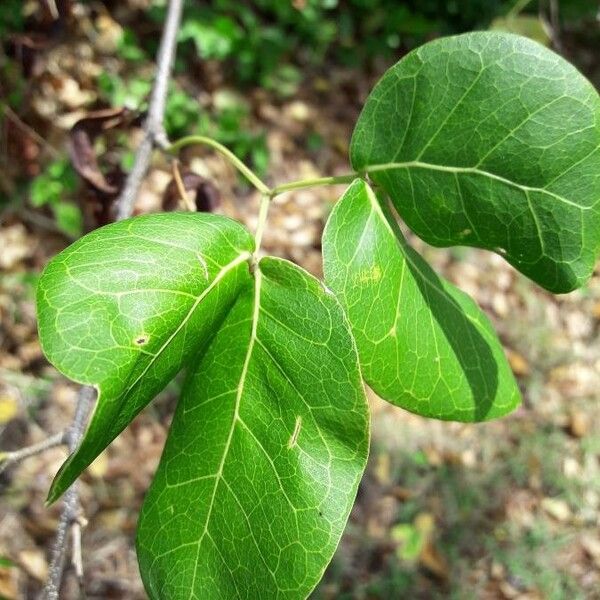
(167, 135), (365, 261)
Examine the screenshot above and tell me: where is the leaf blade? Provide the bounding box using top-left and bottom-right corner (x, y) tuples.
(136, 257), (370, 599)
(323, 179), (520, 421)
(37, 212), (255, 503)
(351, 31), (600, 292)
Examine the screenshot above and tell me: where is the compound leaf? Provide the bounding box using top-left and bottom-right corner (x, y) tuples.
(137, 257), (369, 599)
(351, 31), (600, 293)
(323, 179), (520, 421)
(37, 213), (254, 503)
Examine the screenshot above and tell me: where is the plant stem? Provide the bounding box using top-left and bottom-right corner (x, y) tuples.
(44, 385), (95, 600)
(270, 173), (358, 197)
(507, 0), (533, 19)
(43, 0), (185, 595)
(167, 136), (270, 196)
(114, 0), (184, 220)
(0, 432), (66, 475)
(168, 134), (364, 199)
(254, 194), (270, 252)
(171, 160), (196, 211)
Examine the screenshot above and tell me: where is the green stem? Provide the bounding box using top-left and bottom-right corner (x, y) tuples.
(168, 135), (363, 200)
(270, 173), (358, 197)
(254, 194), (270, 252)
(507, 0), (533, 19)
(167, 135), (270, 195)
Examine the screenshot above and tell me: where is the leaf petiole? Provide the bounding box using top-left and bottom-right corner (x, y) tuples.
(269, 173), (358, 197)
(254, 194), (270, 253)
(168, 134), (362, 199)
(167, 135), (271, 195)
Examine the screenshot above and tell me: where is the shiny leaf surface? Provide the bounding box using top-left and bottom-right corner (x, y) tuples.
(323, 179), (520, 421)
(351, 32), (600, 292)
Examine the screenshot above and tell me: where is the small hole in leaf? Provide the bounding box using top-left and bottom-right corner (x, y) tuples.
(134, 335), (149, 346)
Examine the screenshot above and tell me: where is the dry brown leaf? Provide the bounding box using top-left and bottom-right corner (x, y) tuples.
(17, 549), (47, 582)
(506, 349), (530, 376)
(373, 452), (390, 486)
(567, 410), (589, 438)
(0, 565), (19, 600)
(419, 540), (449, 580)
(88, 450), (109, 479)
(69, 107), (133, 195)
(581, 535), (600, 567)
(0, 224), (35, 270)
(541, 497), (572, 522)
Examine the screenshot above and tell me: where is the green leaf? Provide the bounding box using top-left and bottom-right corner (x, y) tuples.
(137, 257), (369, 599)
(391, 523), (425, 562)
(37, 213), (254, 503)
(52, 202), (83, 238)
(178, 15), (242, 61)
(351, 32), (600, 293)
(29, 158), (77, 208)
(323, 179), (520, 421)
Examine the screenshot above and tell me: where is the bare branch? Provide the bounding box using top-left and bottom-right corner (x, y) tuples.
(0, 432), (66, 475)
(43, 385), (94, 600)
(40, 0), (185, 596)
(114, 0), (184, 220)
(71, 516), (87, 589)
(43, 484), (79, 600)
(548, 0), (562, 52)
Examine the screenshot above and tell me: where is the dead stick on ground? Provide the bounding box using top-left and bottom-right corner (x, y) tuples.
(0, 432), (66, 475)
(41, 0), (185, 597)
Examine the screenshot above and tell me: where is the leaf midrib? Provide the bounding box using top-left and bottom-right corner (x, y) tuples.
(46, 251), (254, 505)
(188, 267), (263, 597)
(363, 184), (500, 348)
(365, 160), (592, 210)
(120, 251), (252, 401)
(354, 182), (516, 414)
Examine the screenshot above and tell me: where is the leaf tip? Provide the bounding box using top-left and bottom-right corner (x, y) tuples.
(45, 486), (60, 507)
(45, 455), (75, 506)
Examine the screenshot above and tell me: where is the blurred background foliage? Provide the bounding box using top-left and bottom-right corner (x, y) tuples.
(1, 0), (599, 235)
(1, 1), (600, 598)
